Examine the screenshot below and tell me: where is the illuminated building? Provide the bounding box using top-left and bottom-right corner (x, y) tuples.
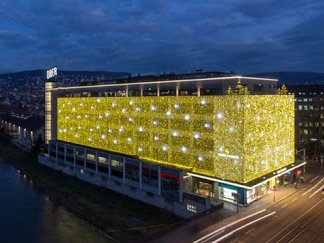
(287, 85), (324, 159)
(39, 73), (303, 217)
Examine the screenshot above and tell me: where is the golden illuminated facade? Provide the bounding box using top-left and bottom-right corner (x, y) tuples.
(57, 95), (295, 184)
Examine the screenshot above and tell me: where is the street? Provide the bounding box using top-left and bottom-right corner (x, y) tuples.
(194, 175), (324, 243)
(151, 172), (324, 243)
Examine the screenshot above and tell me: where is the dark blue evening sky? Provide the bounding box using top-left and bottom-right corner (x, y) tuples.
(0, 0), (324, 74)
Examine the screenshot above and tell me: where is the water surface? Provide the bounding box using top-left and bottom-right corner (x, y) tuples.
(0, 157), (110, 243)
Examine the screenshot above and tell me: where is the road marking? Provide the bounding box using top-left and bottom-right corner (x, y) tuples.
(212, 211), (276, 243)
(281, 204), (288, 209)
(197, 230), (225, 243)
(310, 176), (320, 183)
(244, 228), (255, 235)
(266, 198), (324, 243)
(302, 178), (324, 196)
(309, 185), (324, 198)
(193, 209), (267, 243)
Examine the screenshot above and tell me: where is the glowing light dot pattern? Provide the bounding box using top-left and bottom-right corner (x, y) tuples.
(193, 133), (200, 139)
(172, 131), (179, 137)
(174, 103), (180, 109)
(162, 145), (168, 151)
(181, 146), (188, 153)
(216, 112), (223, 120)
(57, 95), (295, 184)
(204, 123), (211, 129)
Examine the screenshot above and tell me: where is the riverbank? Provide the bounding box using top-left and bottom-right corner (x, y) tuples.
(0, 133), (179, 242)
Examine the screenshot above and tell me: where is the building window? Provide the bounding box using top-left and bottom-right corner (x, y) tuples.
(125, 159), (139, 183)
(98, 165), (108, 174)
(86, 162), (96, 170)
(161, 168), (180, 201)
(66, 147), (73, 155)
(111, 156), (123, 178)
(98, 154), (108, 164)
(253, 84), (264, 94)
(142, 163), (158, 188)
(86, 153), (96, 161)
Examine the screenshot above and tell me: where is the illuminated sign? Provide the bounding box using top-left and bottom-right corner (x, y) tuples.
(47, 67), (57, 80)
(218, 153), (240, 160)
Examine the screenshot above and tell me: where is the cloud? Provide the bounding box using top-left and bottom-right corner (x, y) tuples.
(0, 0), (323, 73)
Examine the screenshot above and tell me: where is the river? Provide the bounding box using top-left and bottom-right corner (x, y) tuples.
(0, 157), (110, 243)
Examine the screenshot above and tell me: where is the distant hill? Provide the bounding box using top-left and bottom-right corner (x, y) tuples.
(250, 72), (324, 85)
(0, 69), (130, 85)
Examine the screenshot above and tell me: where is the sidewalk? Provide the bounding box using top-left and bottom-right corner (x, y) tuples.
(150, 176), (314, 243)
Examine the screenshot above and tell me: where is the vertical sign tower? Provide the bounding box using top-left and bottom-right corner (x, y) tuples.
(45, 67), (57, 144)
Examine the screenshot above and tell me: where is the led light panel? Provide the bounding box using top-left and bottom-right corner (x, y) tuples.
(57, 95), (294, 183)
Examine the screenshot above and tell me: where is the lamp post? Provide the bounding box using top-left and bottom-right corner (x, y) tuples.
(296, 149), (306, 172)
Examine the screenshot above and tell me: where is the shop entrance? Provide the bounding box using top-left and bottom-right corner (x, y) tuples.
(193, 178), (214, 197)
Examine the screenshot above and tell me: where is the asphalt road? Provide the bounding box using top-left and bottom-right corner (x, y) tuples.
(194, 175), (324, 243)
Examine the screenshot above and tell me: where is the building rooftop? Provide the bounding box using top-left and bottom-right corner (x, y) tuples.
(0, 114), (44, 131)
(53, 75), (278, 91)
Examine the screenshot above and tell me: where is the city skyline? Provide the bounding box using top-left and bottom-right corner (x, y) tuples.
(1, 0), (324, 74)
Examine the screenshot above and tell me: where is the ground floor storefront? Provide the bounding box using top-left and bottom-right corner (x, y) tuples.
(183, 162), (306, 206)
(41, 140), (305, 217)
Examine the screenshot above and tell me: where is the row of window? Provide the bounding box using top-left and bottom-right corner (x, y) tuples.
(297, 105), (324, 111)
(49, 142), (181, 200)
(298, 122), (324, 127)
(299, 129), (324, 136)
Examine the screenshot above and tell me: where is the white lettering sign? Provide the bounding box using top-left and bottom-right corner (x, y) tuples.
(218, 153), (240, 160)
(47, 67), (57, 80)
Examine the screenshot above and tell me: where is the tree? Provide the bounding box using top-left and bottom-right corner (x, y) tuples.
(277, 84), (289, 95)
(225, 86), (234, 95)
(226, 81), (250, 95)
(32, 134), (44, 157)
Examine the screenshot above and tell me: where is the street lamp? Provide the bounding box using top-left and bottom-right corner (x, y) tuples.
(296, 148), (306, 172)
